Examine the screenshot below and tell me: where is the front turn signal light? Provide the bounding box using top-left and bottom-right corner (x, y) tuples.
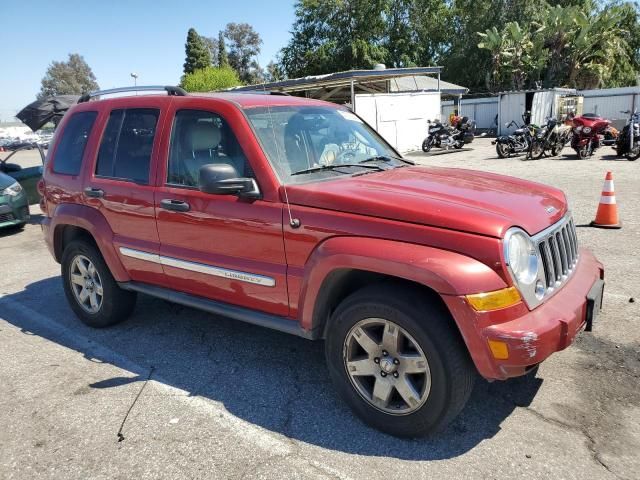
(466, 287), (522, 312)
(488, 339), (510, 360)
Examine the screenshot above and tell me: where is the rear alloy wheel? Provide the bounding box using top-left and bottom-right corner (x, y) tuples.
(69, 255), (104, 314)
(325, 284), (476, 437)
(62, 239), (137, 328)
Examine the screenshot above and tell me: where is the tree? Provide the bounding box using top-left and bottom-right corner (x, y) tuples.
(203, 36), (219, 66)
(224, 23), (263, 83)
(183, 28), (211, 75)
(280, 0), (388, 78)
(218, 31), (229, 68)
(38, 53), (99, 99)
(265, 60), (283, 82)
(180, 66), (242, 92)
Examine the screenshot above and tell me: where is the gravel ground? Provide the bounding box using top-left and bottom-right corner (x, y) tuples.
(0, 138), (638, 479)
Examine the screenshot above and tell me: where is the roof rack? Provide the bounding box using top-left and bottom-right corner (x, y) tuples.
(228, 89), (291, 96)
(78, 85), (187, 103)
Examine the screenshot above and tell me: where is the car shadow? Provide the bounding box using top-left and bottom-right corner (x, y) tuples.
(1, 277), (543, 460)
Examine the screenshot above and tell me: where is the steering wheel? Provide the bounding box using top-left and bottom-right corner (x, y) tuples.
(335, 150), (357, 164)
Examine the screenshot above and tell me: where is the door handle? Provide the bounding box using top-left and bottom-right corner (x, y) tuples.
(84, 187), (104, 198)
(160, 199), (190, 212)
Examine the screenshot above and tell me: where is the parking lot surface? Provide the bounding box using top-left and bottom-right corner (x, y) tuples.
(1, 139), (638, 479)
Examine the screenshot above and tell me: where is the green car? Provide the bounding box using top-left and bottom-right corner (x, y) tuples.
(0, 171), (30, 229)
(0, 144), (45, 230)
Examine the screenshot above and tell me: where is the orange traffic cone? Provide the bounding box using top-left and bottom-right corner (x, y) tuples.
(591, 171), (621, 229)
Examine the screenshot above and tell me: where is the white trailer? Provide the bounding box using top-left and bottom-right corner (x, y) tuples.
(497, 88), (578, 135)
(355, 91), (441, 153)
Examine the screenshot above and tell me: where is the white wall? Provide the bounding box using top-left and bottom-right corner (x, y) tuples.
(498, 92), (526, 135)
(355, 91), (441, 153)
(581, 87), (640, 130)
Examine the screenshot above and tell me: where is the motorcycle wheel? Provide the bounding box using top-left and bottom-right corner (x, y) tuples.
(454, 142), (463, 149)
(577, 146), (589, 159)
(496, 143), (510, 158)
(626, 145), (640, 161)
(551, 142), (564, 157)
(422, 138), (433, 153)
(530, 141), (545, 160)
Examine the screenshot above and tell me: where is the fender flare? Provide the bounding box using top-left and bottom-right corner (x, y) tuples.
(297, 236), (507, 332)
(49, 203), (130, 282)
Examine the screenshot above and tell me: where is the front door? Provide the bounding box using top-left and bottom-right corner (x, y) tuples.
(154, 107), (289, 316)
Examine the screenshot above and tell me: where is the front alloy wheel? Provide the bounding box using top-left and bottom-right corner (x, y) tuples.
(69, 254), (104, 314)
(325, 284), (476, 437)
(344, 318), (431, 414)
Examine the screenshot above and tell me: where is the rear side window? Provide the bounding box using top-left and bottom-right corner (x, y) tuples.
(95, 108), (159, 183)
(52, 111), (98, 175)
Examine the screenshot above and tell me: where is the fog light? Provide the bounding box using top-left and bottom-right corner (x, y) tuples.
(535, 280), (545, 299)
(466, 287), (522, 311)
(488, 340), (509, 360)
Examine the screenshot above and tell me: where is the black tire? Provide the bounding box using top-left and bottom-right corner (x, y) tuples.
(61, 239), (137, 328)
(325, 284), (476, 437)
(577, 146), (589, 159)
(551, 142), (563, 157)
(496, 142), (510, 158)
(422, 137), (433, 153)
(529, 140), (544, 160)
(626, 145), (640, 161)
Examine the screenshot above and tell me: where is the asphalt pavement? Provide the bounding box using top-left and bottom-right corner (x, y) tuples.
(0, 139), (638, 479)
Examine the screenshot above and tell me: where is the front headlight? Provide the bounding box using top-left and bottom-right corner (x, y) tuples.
(504, 228), (539, 286)
(583, 127), (592, 134)
(2, 182), (23, 197)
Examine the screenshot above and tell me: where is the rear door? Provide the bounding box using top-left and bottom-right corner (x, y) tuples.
(84, 99), (168, 285)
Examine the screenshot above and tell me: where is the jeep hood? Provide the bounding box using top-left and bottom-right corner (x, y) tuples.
(284, 166), (567, 238)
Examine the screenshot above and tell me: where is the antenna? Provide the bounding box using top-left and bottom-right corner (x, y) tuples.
(260, 81), (300, 228)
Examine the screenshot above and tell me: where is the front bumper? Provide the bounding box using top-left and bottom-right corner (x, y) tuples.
(0, 191), (29, 228)
(444, 248), (604, 380)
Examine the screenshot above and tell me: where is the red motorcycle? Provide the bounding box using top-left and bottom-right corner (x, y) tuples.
(571, 114), (611, 159)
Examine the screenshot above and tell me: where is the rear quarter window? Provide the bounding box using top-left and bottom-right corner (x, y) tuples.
(52, 111), (98, 175)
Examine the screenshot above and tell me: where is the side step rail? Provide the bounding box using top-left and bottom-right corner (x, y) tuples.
(118, 281), (316, 340)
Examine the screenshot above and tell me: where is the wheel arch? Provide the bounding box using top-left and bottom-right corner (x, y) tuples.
(297, 236), (507, 338)
(50, 203), (130, 282)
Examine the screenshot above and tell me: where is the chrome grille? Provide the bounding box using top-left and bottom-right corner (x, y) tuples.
(535, 215), (579, 292)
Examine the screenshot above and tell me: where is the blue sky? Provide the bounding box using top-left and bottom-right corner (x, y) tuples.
(0, 0), (295, 121)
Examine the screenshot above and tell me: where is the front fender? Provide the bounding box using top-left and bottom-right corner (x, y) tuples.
(47, 203), (130, 282)
(297, 236), (507, 331)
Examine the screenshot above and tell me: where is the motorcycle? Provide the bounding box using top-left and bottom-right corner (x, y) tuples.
(571, 114), (610, 159)
(421, 119), (464, 152)
(529, 117), (573, 159)
(492, 117), (537, 158)
(614, 110), (640, 161)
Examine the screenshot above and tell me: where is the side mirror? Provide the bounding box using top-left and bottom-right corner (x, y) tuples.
(198, 163), (261, 199)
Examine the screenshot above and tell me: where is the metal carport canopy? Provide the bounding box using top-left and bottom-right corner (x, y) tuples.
(229, 67), (467, 98)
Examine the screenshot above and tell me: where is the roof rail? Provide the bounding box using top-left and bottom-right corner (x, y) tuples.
(78, 85), (187, 103)
(229, 90), (291, 96)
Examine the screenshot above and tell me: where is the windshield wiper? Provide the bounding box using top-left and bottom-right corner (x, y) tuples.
(358, 155), (414, 166)
(291, 163), (384, 176)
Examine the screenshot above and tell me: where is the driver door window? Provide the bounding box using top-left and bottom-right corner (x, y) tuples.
(167, 110), (249, 188)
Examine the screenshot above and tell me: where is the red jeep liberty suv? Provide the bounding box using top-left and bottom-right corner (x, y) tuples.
(40, 86), (604, 437)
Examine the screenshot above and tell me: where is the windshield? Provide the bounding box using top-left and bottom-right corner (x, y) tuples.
(244, 106), (400, 184)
